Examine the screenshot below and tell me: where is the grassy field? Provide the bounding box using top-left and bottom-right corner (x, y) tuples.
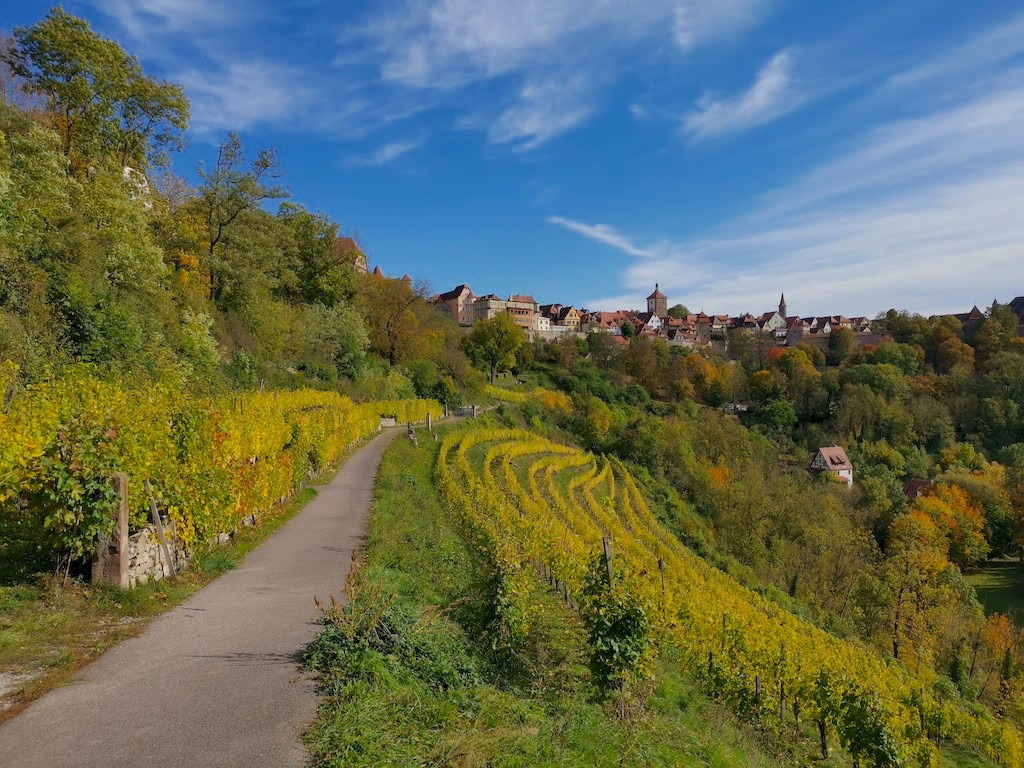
(304, 428), (871, 768)
(965, 559), (1024, 624)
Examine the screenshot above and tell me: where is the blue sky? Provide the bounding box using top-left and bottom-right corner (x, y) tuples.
(9, 1), (1024, 317)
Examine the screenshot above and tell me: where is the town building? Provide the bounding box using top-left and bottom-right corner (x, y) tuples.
(810, 446), (854, 488)
(434, 284), (477, 326)
(506, 294), (541, 332)
(647, 284), (668, 317)
(335, 237), (368, 274)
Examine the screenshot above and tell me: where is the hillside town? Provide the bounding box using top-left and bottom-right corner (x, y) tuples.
(426, 276), (1024, 352)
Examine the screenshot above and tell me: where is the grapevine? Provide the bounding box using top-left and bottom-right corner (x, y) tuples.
(436, 425), (1023, 767)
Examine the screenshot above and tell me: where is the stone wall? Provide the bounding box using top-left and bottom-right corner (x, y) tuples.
(126, 528), (188, 588)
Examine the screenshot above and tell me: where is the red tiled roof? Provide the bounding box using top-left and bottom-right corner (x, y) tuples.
(508, 294), (537, 304)
(437, 284), (473, 301)
(335, 236), (363, 254)
(814, 446), (853, 471)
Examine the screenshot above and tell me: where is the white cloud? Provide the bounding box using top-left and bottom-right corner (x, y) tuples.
(486, 74), (596, 149)
(683, 49), (803, 140)
(567, 75), (1024, 316)
(92, 0), (773, 148)
(92, 0), (232, 41)
(179, 61), (316, 134)
(886, 11), (1024, 91)
(346, 139), (425, 167)
(547, 215), (657, 258)
(353, 0), (770, 148)
(673, 0), (765, 52)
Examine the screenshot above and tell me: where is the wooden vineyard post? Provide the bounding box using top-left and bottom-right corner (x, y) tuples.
(145, 480), (178, 580)
(658, 557), (666, 624)
(426, 412), (432, 432)
(603, 536), (614, 587)
(91, 472), (129, 588)
(779, 642), (786, 723)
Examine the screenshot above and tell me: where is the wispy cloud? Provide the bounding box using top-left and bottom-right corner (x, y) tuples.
(179, 62), (317, 134)
(346, 138), (425, 167)
(683, 49), (803, 140)
(486, 73), (596, 150)
(566, 67), (1024, 316)
(351, 0), (771, 148)
(92, 0), (774, 149)
(548, 216), (657, 258)
(673, 0), (765, 52)
(886, 11), (1024, 91)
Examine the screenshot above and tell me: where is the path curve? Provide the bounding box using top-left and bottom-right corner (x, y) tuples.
(0, 428), (400, 768)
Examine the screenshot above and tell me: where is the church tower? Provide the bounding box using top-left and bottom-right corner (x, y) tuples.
(779, 292), (788, 318)
(647, 283), (668, 317)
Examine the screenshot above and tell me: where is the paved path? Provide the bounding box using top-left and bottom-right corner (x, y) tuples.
(0, 429), (400, 768)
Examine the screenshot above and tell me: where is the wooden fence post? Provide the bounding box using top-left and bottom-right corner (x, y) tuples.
(658, 557), (666, 623)
(91, 472), (129, 588)
(602, 536), (614, 587)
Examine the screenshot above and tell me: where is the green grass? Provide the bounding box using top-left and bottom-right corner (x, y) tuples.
(305, 429), (861, 767)
(965, 560), (1024, 624)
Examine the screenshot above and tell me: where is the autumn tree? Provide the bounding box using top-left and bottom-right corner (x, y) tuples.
(878, 511), (956, 661)
(9, 8), (187, 169)
(359, 273), (434, 366)
(196, 132), (288, 302)
(912, 484), (989, 568)
(465, 312), (527, 383)
(827, 326), (854, 365)
(587, 330), (620, 369)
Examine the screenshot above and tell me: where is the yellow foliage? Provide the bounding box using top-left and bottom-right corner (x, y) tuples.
(436, 426), (1020, 767)
(0, 366), (440, 547)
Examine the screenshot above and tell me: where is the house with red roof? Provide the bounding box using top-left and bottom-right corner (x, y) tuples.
(810, 446), (854, 488)
(433, 284), (476, 326)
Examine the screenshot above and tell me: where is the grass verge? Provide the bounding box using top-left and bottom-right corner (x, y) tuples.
(305, 429), (857, 767)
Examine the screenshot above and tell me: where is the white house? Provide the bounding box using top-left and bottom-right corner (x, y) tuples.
(810, 446), (854, 488)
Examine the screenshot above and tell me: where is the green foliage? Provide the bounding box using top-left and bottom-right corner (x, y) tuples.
(579, 551), (655, 695)
(29, 413), (121, 566)
(761, 398), (797, 435)
(465, 312), (527, 383)
(11, 7), (188, 167)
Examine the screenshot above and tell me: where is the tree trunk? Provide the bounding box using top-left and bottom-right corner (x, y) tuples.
(490, 363), (496, 383)
(819, 720), (829, 759)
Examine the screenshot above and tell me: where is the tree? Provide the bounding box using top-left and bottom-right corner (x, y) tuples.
(10, 8), (187, 168)
(667, 304), (690, 319)
(359, 273), (433, 366)
(277, 203), (353, 307)
(587, 331), (620, 369)
(620, 320), (635, 339)
(196, 132), (288, 302)
(465, 312), (527, 383)
(828, 326), (854, 365)
(762, 398), (797, 434)
(870, 342), (920, 376)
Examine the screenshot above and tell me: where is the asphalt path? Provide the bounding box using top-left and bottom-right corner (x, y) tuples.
(0, 428), (401, 768)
